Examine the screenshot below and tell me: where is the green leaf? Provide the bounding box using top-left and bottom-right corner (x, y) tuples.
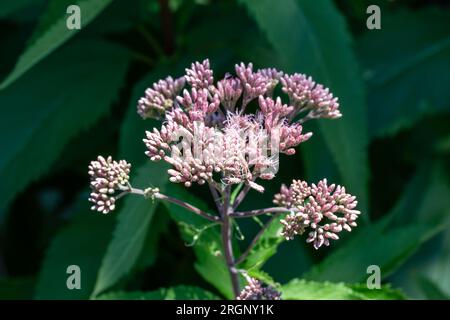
(96, 286), (219, 300)
(348, 283), (406, 300)
(0, 0), (42, 18)
(415, 275), (449, 300)
(281, 279), (404, 300)
(246, 269), (278, 288)
(35, 193), (115, 299)
(0, 0), (113, 89)
(241, 0), (369, 214)
(282, 279), (359, 299)
(241, 214), (285, 270)
(386, 165), (432, 227)
(435, 134), (450, 154)
(0, 40), (129, 222)
(358, 8), (450, 138)
(262, 239), (314, 284)
(387, 163), (450, 298)
(92, 162), (169, 297)
(134, 205), (170, 271)
(423, 229), (450, 298)
(301, 122), (339, 184)
(164, 186), (234, 299)
(304, 219), (445, 283)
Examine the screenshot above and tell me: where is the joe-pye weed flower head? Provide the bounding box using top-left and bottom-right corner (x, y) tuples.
(141, 59), (335, 193)
(274, 179), (360, 249)
(88, 59), (361, 299)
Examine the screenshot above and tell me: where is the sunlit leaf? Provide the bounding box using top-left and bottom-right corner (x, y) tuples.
(281, 279), (405, 300)
(35, 193), (115, 299)
(92, 162), (169, 296)
(96, 285), (219, 300)
(0, 0), (113, 89)
(163, 186), (235, 299)
(240, 214), (285, 270)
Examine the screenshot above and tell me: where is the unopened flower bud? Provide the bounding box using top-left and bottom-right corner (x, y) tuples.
(88, 156), (131, 214)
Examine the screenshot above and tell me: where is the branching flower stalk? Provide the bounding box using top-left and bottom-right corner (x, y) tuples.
(88, 59), (361, 299)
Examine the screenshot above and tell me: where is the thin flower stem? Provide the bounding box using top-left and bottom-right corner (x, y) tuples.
(126, 187), (220, 222)
(136, 24), (165, 57)
(231, 207), (292, 218)
(230, 183), (244, 204)
(155, 193), (220, 222)
(232, 173), (259, 210)
(235, 213), (281, 265)
(297, 111), (316, 124)
(209, 179), (225, 196)
(158, 0), (175, 55)
(208, 181), (223, 212)
(221, 186), (241, 298)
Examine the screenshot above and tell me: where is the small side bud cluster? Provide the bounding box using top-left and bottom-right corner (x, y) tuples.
(88, 156), (131, 214)
(280, 73), (341, 120)
(275, 179), (360, 249)
(237, 277), (281, 300)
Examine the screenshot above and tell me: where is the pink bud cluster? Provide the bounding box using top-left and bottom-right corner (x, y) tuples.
(237, 277), (281, 300)
(88, 156), (131, 214)
(139, 59), (342, 192)
(274, 179), (360, 249)
(137, 76), (185, 119)
(280, 73), (341, 120)
(235, 63), (271, 107)
(177, 87), (220, 122)
(185, 59), (214, 89)
(215, 77), (242, 110)
(258, 68), (283, 96)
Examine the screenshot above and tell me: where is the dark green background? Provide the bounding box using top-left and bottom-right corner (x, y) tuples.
(0, 0), (449, 299)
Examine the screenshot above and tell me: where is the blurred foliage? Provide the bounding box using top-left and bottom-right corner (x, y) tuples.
(96, 285), (220, 300)
(0, 0), (449, 300)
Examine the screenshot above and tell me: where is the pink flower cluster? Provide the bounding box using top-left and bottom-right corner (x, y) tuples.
(140, 59), (341, 192)
(88, 156), (131, 214)
(274, 179), (360, 249)
(137, 76), (185, 119)
(280, 73), (341, 121)
(237, 277), (281, 300)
